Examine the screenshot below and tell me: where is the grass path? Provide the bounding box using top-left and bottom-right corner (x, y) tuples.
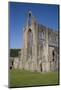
(9, 69), (59, 87)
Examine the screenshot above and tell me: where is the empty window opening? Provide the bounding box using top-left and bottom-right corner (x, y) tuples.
(52, 50), (55, 61)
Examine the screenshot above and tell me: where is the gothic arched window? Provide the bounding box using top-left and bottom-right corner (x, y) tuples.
(28, 29), (33, 58)
(28, 11), (32, 26)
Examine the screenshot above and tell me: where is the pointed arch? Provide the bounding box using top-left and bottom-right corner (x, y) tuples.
(27, 28), (33, 59)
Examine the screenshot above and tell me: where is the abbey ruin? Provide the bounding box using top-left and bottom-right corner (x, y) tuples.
(10, 11), (59, 72)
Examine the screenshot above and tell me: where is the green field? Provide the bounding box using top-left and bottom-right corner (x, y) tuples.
(9, 69), (59, 87)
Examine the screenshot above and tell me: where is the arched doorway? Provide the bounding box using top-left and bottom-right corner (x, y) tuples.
(40, 63), (42, 72)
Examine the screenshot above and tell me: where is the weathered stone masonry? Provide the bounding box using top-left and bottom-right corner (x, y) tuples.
(11, 11), (59, 72)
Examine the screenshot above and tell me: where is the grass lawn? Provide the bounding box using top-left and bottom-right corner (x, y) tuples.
(9, 69), (59, 87)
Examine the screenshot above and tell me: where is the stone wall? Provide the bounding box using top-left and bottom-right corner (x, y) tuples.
(10, 11), (59, 72)
(20, 11), (59, 72)
(13, 57), (19, 69)
(9, 57), (19, 69)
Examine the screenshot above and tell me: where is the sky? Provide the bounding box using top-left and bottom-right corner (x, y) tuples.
(9, 2), (59, 49)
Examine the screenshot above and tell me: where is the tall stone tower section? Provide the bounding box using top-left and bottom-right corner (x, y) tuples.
(23, 11), (38, 71)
